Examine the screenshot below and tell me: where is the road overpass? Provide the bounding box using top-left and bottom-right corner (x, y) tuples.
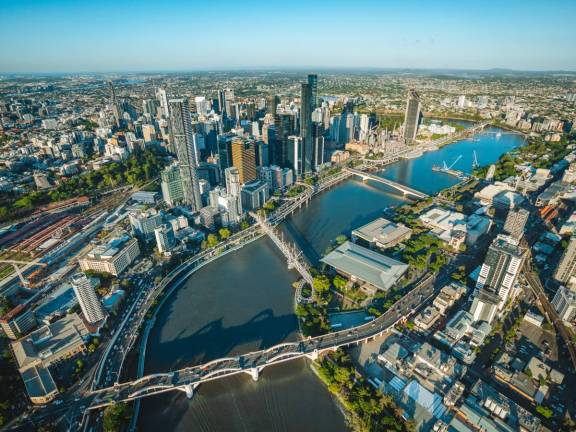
(344, 167), (429, 199)
(82, 273), (436, 410)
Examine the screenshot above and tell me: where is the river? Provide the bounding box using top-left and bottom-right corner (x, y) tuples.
(138, 126), (524, 431)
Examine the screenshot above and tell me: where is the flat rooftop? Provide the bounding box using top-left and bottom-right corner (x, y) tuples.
(352, 217), (411, 247)
(11, 313), (89, 371)
(321, 241), (408, 291)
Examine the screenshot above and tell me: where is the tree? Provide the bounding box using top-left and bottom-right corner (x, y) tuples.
(103, 402), (131, 432)
(536, 405), (553, 419)
(333, 275), (347, 291)
(218, 228), (231, 240)
(240, 220), (250, 231)
(0, 295), (12, 316)
(313, 275), (331, 296)
(206, 234), (219, 248)
(335, 235), (347, 245)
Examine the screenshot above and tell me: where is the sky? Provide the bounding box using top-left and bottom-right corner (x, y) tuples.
(1, 0), (575, 73)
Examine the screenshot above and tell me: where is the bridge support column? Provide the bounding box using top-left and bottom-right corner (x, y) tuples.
(249, 367), (259, 381)
(183, 383), (198, 399)
(307, 349), (319, 361)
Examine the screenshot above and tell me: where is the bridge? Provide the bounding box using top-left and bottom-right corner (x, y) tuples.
(250, 211), (314, 302)
(82, 273), (436, 411)
(344, 167), (429, 199)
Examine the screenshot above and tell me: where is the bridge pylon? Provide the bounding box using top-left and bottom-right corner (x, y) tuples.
(183, 383), (198, 399)
(307, 349), (319, 361)
(248, 367), (259, 381)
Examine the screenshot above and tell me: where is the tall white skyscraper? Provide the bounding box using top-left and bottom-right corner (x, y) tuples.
(71, 273), (105, 324)
(156, 88), (169, 118)
(169, 99), (203, 212)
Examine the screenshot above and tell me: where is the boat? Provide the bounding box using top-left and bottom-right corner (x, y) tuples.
(496, 132), (502, 138)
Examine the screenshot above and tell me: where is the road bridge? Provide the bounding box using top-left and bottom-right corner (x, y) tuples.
(82, 273), (436, 410)
(344, 167), (429, 199)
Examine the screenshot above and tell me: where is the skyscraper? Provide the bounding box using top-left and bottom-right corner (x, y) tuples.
(267, 95), (280, 116)
(403, 89), (422, 143)
(470, 236), (526, 323)
(299, 74), (318, 175)
(156, 88), (169, 118)
(161, 163), (184, 207)
(231, 138), (257, 184)
(169, 99), (203, 212)
(274, 112), (296, 167)
(555, 235), (576, 286)
(108, 80), (121, 128)
(71, 273), (105, 324)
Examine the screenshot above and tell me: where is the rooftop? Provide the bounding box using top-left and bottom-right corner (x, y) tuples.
(11, 313), (89, 372)
(352, 218), (411, 248)
(321, 241), (408, 291)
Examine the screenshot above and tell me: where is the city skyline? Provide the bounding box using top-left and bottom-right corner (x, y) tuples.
(1, 0), (576, 73)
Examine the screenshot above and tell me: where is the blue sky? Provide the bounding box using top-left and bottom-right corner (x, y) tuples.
(1, 0), (575, 73)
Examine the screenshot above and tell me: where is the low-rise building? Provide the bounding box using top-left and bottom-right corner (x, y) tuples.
(433, 283), (467, 314)
(11, 313), (90, 404)
(414, 306), (442, 331)
(0, 304), (37, 340)
(11, 313), (90, 373)
(419, 207), (491, 249)
(321, 241), (408, 294)
(351, 218), (412, 250)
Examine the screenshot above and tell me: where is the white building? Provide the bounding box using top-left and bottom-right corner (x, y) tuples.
(79, 234), (140, 276)
(154, 224), (175, 255)
(551, 286), (576, 323)
(71, 273), (105, 324)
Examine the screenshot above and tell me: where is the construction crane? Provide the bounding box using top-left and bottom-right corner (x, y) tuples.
(442, 155), (462, 171)
(472, 150), (479, 170)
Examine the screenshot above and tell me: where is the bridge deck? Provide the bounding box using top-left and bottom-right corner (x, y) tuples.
(345, 168), (428, 199)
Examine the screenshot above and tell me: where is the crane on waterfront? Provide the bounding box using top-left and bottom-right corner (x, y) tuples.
(442, 155), (462, 171)
(472, 150), (479, 170)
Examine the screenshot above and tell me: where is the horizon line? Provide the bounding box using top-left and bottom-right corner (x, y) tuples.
(2, 66), (576, 76)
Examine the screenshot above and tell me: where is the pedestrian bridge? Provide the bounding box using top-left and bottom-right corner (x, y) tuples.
(85, 274), (435, 410)
(344, 167), (429, 199)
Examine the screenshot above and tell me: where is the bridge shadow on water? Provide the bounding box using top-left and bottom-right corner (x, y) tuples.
(148, 308), (298, 374)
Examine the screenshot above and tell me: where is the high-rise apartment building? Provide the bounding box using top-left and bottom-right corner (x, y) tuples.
(71, 273), (105, 324)
(161, 163), (184, 206)
(108, 81), (121, 128)
(403, 89), (422, 143)
(470, 236), (525, 324)
(156, 88), (169, 117)
(154, 224), (176, 255)
(299, 74), (317, 174)
(551, 286), (576, 322)
(169, 99), (203, 212)
(554, 235), (576, 286)
(231, 138), (257, 184)
(274, 112), (296, 167)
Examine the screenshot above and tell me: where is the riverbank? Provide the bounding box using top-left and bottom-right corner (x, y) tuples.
(135, 124), (525, 431)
